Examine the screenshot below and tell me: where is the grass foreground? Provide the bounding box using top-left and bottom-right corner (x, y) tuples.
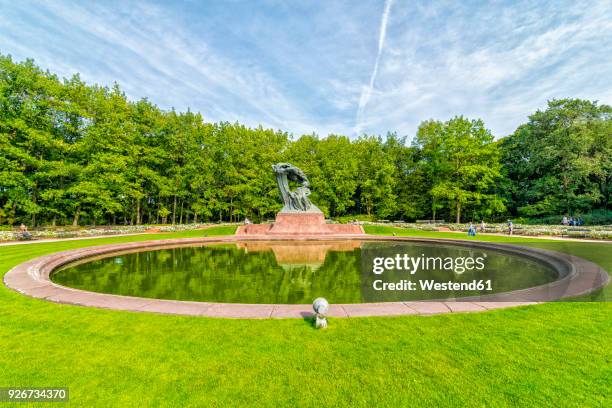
(0, 226), (610, 407)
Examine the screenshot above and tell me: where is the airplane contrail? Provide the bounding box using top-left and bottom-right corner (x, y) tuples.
(355, 0), (394, 132)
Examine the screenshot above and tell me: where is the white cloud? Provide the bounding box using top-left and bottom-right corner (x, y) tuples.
(1, 0), (610, 140)
(355, 0), (612, 138)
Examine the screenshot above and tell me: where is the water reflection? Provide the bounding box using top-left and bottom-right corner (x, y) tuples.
(236, 240), (362, 270)
(52, 240), (558, 304)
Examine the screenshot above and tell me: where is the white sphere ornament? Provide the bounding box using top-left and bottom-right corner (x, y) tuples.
(313, 297), (329, 329)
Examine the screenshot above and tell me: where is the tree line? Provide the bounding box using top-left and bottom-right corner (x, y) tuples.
(1, 55), (611, 226)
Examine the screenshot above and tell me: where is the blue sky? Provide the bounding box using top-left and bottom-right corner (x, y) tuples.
(1, 0), (611, 139)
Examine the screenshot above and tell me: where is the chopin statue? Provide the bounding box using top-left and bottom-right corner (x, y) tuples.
(235, 163), (363, 235)
(272, 163), (320, 212)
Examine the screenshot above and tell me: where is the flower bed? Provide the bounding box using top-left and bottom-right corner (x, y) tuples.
(0, 224), (228, 242)
(367, 222), (612, 240)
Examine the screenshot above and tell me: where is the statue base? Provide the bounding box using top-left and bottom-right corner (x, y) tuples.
(236, 211), (364, 236)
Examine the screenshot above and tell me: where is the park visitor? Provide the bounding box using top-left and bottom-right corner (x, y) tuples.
(19, 224), (32, 240)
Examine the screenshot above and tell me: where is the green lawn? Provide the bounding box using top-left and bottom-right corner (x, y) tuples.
(0, 226), (610, 407)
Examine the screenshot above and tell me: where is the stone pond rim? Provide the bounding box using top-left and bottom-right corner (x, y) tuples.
(5, 164), (609, 317)
(3, 235), (609, 318)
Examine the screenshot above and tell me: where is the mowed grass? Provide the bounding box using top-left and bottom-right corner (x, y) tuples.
(0, 225), (610, 407)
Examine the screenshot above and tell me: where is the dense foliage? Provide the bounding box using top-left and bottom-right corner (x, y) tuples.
(499, 99), (611, 219)
(1, 55), (610, 226)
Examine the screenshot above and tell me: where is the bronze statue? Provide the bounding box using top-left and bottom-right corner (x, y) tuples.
(272, 163), (318, 212)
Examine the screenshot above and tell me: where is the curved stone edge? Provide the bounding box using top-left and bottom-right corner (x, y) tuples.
(3, 235), (609, 319)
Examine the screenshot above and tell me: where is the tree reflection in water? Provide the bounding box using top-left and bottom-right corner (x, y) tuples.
(53, 241), (557, 304)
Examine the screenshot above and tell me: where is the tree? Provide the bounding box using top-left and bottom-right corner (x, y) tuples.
(415, 117), (504, 223)
(354, 135), (396, 218)
(285, 135), (359, 217)
(3, 54), (610, 227)
(500, 99), (612, 217)
(384, 133), (428, 221)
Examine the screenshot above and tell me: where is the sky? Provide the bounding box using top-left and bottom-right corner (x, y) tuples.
(1, 0), (611, 140)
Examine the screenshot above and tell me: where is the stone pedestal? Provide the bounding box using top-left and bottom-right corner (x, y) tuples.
(236, 211), (364, 235)
(269, 212), (326, 234)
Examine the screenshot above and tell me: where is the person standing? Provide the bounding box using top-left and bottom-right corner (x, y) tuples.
(507, 220), (513, 235)
(480, 220), (486, 232)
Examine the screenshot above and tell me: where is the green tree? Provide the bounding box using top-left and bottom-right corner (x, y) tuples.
(4, 53), (611, 227)
(415, 117), (504, 223)
(354, 135), (396, 218)
(384, 133), (428, 221)
(500, 99), (611, 217)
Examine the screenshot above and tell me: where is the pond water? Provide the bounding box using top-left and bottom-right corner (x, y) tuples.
(52, 240), (558, 304)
